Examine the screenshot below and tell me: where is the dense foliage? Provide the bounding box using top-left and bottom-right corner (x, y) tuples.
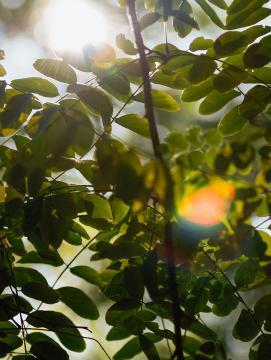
(0, 0), (271, 358)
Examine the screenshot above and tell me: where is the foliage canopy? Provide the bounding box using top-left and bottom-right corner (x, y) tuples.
(0, 0), (271, 359)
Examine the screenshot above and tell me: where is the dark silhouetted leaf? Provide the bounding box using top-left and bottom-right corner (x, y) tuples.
(70, 265), (104, 288)
(27, 310), (86, 352)
(22, 282), (59, 304)
(233, 309), (260, 341)
(57, 286), (99, 320)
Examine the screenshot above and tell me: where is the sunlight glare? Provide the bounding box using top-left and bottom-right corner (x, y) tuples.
(44, 0), (108, 52)
(178, 180), (235, 227)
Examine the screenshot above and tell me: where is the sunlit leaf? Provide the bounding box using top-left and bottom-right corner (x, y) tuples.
(134, 89), (180, 112)
(218, 106), (247, 136)
(139, 12), (160, 30)
(68, 83), (113, 131)
(11, 77), (59, 97)
(199, 90), (240, 115)
(189, 37), (214, 51)
(116, 34), (138, 55)
(33, 59), (77, 84)
(116, 114), (150, 137)
(194, 0), (225, 28)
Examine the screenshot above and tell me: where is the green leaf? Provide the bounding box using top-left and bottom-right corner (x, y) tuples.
(65, 230), (82, 246)
(22, 282), (59, 304)
(244, 43), (271, 68)
(116, 114), (150, 137)
(213, 67), (246, 92)
(189, 37), (214, 51)
(218, 106), (247, 136)
(0, 64), (6, 77)
(67, 83), (113, 131)
(104, 271), (131, 302)
(212, 295), (239, 316)
(199, 90), (240, 115)
(183, 336), (201, 356)
(246, 67), (271, 84)
(33, 59), (77, 84)
(214, 31), (247, 57)
(233, 309), (260, 342)
(254, 294), (271, 321)
(188, 321), (217, 340)
(134, 89), (180, 112)
(92, 242), (146, 261)
(234, 260), (260, 288)
(171, 10), (199, 29)
(227, 0), (268, 14)
(166, 132), (188, 151)
(107, 327), (131, 341)
(188, 56), (217, 84)
(194, 0), (225, 28)
(106, 299), (141, 326)
(163, 54), (195, 72)
(139, 334), (160, 360)
(18, 250), (64, 267)
(70, 265), (104, 288)
(11, 77), (59, 97)
(124, 266), (144, 299)
(181, 78), (214, 102)
(204, 128), (222, 146)
(207, 0), (227, 9)
(27, 310), (86, 352)
(151, 70), (189, 90)
(30, 341), (69, 360)
(57, 286), (99, 320)
(240, 85), (271, 120)
(139, 12), (160, 30)
(84, 194), (113, 220)
(113, 337), (141, 359)
(249, 335), (271, 360)
(226, 7), (271, 30)
(14, 267), (48, 287)
(100, 73), (131, 102)
(116, 34), (138, 55)
(0, 295), (32, 321)
(110, 197), (130, 224)
(1, 93), (32, 135)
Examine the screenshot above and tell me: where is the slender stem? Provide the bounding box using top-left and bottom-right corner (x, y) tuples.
(127, 0), (161, 159)
(0, 239), (28, 355)
(127, 1), (184, 359)
(36, 232), (100, 311)
(165, 222), (184, 360)
(202, 248), (271, 346)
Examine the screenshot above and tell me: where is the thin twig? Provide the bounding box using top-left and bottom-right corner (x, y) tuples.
(127, 1), (184, 358)
(36, 231), (101, 311)
(202, 248), (271, 346)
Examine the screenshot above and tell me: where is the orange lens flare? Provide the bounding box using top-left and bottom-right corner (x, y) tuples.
(178, 180), (234, 227)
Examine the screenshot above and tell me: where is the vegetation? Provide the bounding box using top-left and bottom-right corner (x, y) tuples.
(0, 0), (271, 358)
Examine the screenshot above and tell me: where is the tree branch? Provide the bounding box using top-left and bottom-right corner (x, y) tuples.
(127, 0), (161, 159)
(127, 1), (184, 359)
